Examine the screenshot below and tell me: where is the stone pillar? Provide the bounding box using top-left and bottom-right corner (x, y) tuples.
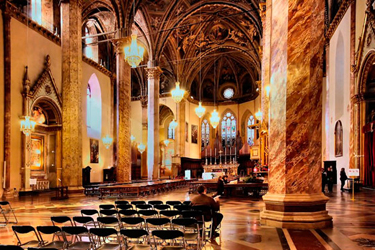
(146, 66), (162, 180)
(260, 0), (332, 229)
(177, 100), (186, 156)
(140, 96), (148, 179)
(116, 41), (132, 182)
(61, 0), (83, 187)
(260, 2), (270, 128)
(2, 6), (11, 193)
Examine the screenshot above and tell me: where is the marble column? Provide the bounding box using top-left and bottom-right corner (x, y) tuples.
(260, 0), (332, 229)
(60, 0), (83, 187)
(116, 41), (132, 182)
(146, 66), (162, 180)
(140, 96), (148, 179)
(260, 2), (270, 128)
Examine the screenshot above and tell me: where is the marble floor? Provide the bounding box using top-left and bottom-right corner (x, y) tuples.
(1, 185), (375, 250)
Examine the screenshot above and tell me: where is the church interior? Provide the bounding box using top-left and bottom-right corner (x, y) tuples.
(1, 0), (375, 249)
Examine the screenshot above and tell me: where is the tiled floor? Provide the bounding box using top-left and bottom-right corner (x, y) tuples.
(1, 185), (374, 249)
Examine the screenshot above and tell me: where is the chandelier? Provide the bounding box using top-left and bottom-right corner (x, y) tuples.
(210, 109), (220, 129)
(171, 81), (185, 103)
(20, 116), (36, 136)
(195, 102), (205, 118)
(164, 139), (170, 147)
(124, 33), (145, 68)
(255, 110), (263, 120)
(102, 135), (113, 149)
(137, 143), (146, 154)
(169, 119), (178, 130)
(131, 135), (136, 142)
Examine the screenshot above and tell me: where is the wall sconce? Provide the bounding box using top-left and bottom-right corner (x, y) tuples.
(102, 135), (113, 149)
(20, 116), (36, 136)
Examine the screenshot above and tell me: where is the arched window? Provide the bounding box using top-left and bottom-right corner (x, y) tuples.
(221, 112), (236, 147)
(84, 27), (94, 59)
(168, 122), (175, 139)
(86, 74), (102, 139)
(31, 0), (42, 25)
(247, 115), (255, 146)
(86, 84), (91, 127)
(201, 119), (210, 150)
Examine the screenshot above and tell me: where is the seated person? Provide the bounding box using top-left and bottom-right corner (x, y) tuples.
(215, 176), (225, 196)
(191, 185), (223, 239)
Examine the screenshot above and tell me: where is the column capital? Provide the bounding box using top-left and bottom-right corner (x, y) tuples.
(140, 95), (148, 108)
(145, 67), (163, 79)
(114, 39), (127, 55)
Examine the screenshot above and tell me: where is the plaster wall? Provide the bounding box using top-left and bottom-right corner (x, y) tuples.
(10, 17), (62, 189)
(326, 7), (351, 181)
(82, 62), (112, 183)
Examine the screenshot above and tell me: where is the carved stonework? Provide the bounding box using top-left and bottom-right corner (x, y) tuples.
(145, 67), (163, 80)
(25, 55), (62, 121)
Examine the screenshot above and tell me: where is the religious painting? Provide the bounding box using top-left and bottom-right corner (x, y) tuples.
(185, 122), (188, 142)
(191, 125), (198, 144)
(30, 135), (44, 171)
(90, 139), (99, 163)
(335, 120), (343, 157)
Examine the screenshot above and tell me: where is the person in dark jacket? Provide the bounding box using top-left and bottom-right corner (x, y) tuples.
(216, 176), (225, 196)
(327, 166), (334, 192)
(322, 168), (327, 193)
(340, 168), (348, 192)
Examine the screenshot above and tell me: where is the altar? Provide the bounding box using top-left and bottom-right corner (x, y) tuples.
(203, 163), (240, 176)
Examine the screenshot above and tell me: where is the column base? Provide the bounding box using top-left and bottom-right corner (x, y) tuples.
(260, 193), (332, 229)
(3, 189), (17, 199)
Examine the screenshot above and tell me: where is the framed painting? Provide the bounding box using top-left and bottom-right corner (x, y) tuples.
(185, 122), (189, 142)
(191, 125), (198, 144)
(90, 139), (99, 163)
(30, 135), (44, 171)
(335, 120), (343, 157)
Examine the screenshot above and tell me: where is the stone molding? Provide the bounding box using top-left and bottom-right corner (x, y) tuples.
(325, 0), (354, 44)
(145, 67), (163, 80)
(82, 56), (113, 78)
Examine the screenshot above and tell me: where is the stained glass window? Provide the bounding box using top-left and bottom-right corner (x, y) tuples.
(86, 84), (91, 127)
(247, 115), (255, 146)
(201, 119), (210, 150)
(221, 112), (236, 147)
(168, 122), (175, 139)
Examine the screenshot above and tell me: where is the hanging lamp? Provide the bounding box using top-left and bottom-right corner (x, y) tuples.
(124, 0), (144, 68)
(137, 143), (146, 154)
(195, 102), (205, 118)
(210, 109), (220, 129)
(195, 28), (205, 118)
(20, 116), (36, 136)
(171, 81), (185, 103)
(102, 134), (113, 149)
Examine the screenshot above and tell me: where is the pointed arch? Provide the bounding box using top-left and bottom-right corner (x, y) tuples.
(220, 108), (237, 147)
(87, 73), (102, 139)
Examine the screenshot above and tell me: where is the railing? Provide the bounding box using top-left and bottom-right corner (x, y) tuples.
(31, 180), (50, 190)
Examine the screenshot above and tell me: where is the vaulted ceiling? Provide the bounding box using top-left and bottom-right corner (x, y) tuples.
(82, 0), (262, 103)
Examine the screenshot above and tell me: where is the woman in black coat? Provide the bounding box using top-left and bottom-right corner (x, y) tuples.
(215, 176), (225, 196)
(340, 168), (348, 192)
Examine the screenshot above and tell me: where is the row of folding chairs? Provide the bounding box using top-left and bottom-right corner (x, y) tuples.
(0, 201), (18, 225)
(11, 223), (199, 249)
(98, 200), (192, 210)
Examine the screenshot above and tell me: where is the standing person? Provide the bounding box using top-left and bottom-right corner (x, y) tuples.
(327, 166), (334, 193)
(340, 168), (348, 192)
(192, 185), (223, 239)
(215, 176), (225, 196)
(322, 168), (327, 193)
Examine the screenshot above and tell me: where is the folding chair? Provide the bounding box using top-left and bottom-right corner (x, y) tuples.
(159, 210), (180, 219)
(50, 216), (73, 241)
(99, 204), (115, 210)
(192, 206), (215, 240)
(62, 226), (92, 250)
(147, 201), (163, 206)
(183, 201), (192, 206)
(116, 204), (133, 211)
(100, 209), (118, 217)
(0, 245), (24, 250)
(97, 216), (122, 230)
(165, 201), (182, 207)
(118, 209), (138, 218)
(36, 226), (65, 250)
(146, 218), (171, 233)
(152, 230), (186, 250)
(136, 204), (153, 211)
(115, 200), (129, 206)
(89, 228), (122, 250)
(120, 229), (151, 250)
(121, 217), (145, 229)
(154, 204), (171, 212)
(173, 205), (192, 212)
(172, 218), (201, 249)
(0, 201), (18, 224)
(131, 201), (146, 208)
(12, 225), (41, 248)
(72, 216), (97, 229)
(138, 210), (158, 219)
